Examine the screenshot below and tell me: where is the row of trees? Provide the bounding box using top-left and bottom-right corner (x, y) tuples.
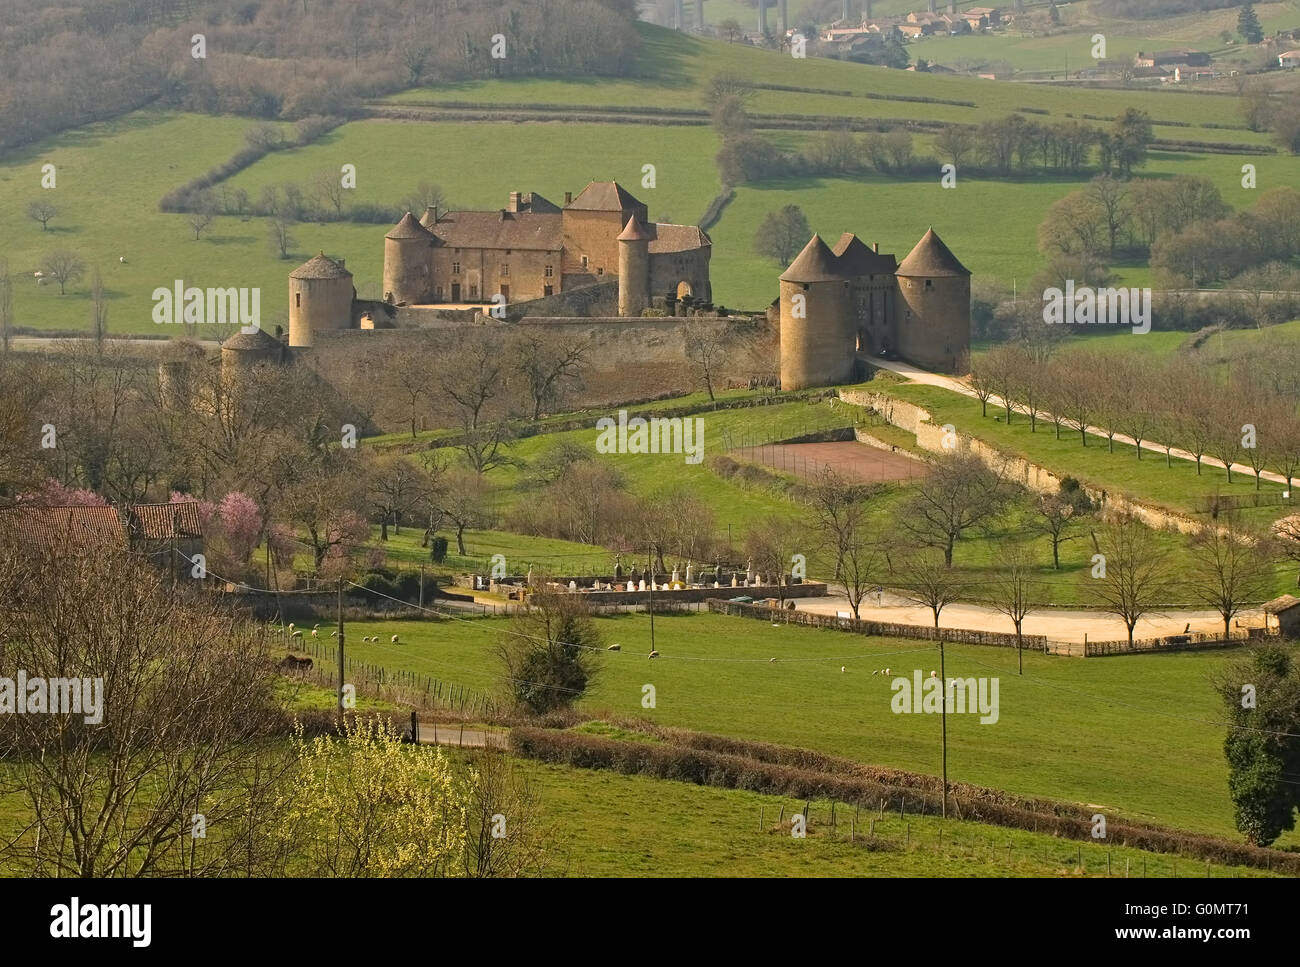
(715, 102), (1155, 187)
(971, 341), (1300, 495)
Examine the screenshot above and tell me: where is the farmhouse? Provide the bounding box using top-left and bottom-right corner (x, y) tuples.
(1280, 50), (1300, 68)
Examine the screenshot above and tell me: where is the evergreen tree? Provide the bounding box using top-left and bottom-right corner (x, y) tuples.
(1239, 3), (1264, 44)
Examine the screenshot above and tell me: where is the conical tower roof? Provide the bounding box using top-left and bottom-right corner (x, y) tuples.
(779, 234), (844, 283)
(222, 328), (281, 352)
(617, 216), (655, 242)
(897, 228), (970, 277)
(289, 252), (352, 280)
(385, 211), (436, 240)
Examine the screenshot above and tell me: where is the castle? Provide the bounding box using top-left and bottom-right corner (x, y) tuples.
(283, 180), (712, 349)
(219, 179), (970, 403)
(777, 228), (970, 389)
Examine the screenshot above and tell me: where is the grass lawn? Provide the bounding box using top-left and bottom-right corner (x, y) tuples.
(323, 610), (1294, 843)
(518, 758), (1272, 877)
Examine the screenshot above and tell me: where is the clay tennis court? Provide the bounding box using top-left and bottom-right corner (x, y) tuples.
(732, 441), (927, 484)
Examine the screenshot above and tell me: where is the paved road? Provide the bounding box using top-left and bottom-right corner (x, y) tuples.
(414, 723), (507, 748)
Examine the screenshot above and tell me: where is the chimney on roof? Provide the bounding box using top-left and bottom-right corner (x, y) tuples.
(509, 191), (521, 212)
(565, 191), (573, 204)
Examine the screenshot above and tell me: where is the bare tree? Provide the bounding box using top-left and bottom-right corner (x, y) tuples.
(269, 217), (296, 260)
(1190, 517), (1272, 639)
(26, 200), (57, 231)
(0, 546), (292, 877)
(434, 469), (493, 556)
(89, 266), (108, 351)
(188, 209), (214, 241)
(895, 549), (968, 628)
(510, 330), (591, 420)
(311, 169), (346, 218)
(903, 453), (1011, 566)
(683, 319), (731, 402)
(987, 542), (1038, 673)
(0, 258), (13, 354)
(40, 250), (85, 295)
(1089, 514), (1174, 645)
(744, 514), (804, 608)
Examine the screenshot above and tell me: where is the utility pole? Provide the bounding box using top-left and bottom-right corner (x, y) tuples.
(338, 574), (348, 717)
(939, 634), (948, 819)
(647, 542), (656, 654)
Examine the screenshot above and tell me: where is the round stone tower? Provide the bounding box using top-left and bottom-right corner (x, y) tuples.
(778, 234), (853, 391)
(288, 252), (354, 349)
(383, 212), (439, 305)
(220, 327), (286, 379)
(157, 340), (208, 410)
(894, 228), (971, 374)
(617, 216), (653, 317)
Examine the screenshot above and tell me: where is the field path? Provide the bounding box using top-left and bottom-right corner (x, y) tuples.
(794, 586), (1264, 645)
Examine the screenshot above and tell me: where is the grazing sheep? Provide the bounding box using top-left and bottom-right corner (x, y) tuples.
(841, 666), (846, 673)
(37, 277), (48, 286)
(884, 668), (890, 675)
(330, 630), (338, 637)
(119, 256), (127, 263)
(311, 629), (319, 638)
(769, 657), (777, 663)
(648, 650), (659, 659)
(287, 623), (296, 632)
(290, 630), (303, 639)
(929, 670), (937, 678)
(33, 271), (43, 279)
(390, 634), (399, 643)
(607, 643), (621, 651)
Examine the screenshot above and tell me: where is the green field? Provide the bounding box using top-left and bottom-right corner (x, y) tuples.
(309, 609), (1296, 844)
(908, 0), (1300, 73)
(5, 20), (1296, 333)
(520, 757), (1271, 876)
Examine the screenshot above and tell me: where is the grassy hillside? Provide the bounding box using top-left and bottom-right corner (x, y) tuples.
(4, 21), (1295, 333)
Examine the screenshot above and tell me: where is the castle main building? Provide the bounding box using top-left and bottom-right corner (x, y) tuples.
(380, 180), (711, 310)
(778, 227), (971, 389)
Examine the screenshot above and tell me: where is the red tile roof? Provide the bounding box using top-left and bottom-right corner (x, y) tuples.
(0, 505), (127, 551)
(125, 502), (204, 540)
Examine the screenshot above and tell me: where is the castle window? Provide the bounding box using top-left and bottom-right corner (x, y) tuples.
(452, 262), (460, 274)
(581, 255), (588, 269)
(925, 279), (933, 289)
(501, 264), (510, 277)
(505, 249), (512, 255)
(435, 286), (443, 298)
(295, 293), (300, 307)
(545, 265), (553, 278)
(597, 267), (604, 275)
